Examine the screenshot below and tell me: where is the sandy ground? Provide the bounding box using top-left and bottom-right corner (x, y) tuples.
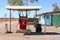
(0, 21), (60, 40)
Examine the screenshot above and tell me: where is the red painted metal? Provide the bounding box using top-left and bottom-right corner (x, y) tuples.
(20, 18), (27, 29)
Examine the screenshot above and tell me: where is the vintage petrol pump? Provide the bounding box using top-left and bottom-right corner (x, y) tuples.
(19, 18), (27, 29)
(19, 11), (28, 30)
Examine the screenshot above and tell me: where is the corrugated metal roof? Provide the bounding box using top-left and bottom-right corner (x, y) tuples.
(37, 11), (60, 16)
(5, 6), (42, 11)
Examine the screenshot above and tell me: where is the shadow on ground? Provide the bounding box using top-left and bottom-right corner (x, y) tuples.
(24, 32), (60, 35)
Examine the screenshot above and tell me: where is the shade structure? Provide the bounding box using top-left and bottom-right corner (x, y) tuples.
(6, 6), (42, 11)
(5, 6), (42, 33)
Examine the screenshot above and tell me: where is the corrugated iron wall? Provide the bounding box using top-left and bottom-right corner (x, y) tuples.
(51, 14), (60, 27)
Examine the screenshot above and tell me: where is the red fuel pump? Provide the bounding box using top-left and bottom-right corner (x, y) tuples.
(19, 18), (27, 29)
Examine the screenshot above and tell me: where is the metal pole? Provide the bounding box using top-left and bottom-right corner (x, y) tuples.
(39, 16), (41, 23)
(44, 15), (46, 34)
(44, 24), (46, 34)
(10, 10), (12, 33)
(35, 10), (37, 20)
(26, 10), (27, 18)
(35, 10), (37, 18)
(25, 0), (28, 18)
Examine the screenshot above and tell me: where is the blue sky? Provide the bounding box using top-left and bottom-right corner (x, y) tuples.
(0, 0), (60, 18)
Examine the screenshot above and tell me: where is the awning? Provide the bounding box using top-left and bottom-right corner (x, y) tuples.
(6, 6), (42, 11)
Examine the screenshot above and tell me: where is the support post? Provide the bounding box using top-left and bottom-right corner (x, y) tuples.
(25, 0), (28, 18)
(36, 10), (37, 16)
(34, 10), (37, 18)
(44, 15), (46, 34)
(7, 10), (12, 33)
(26, 10), (28, 18)
(10, 10), (11, 32)
(6, 10), (12, 33)
(44, 24), (46, 34)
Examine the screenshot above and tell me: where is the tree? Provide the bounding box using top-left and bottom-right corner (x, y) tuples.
(52, 3), (60, 11)
(8, 0), (38, 6)
(8, 0), (23, 6)
(25, 0), (38, 6)
(30, 0), (38, 3)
